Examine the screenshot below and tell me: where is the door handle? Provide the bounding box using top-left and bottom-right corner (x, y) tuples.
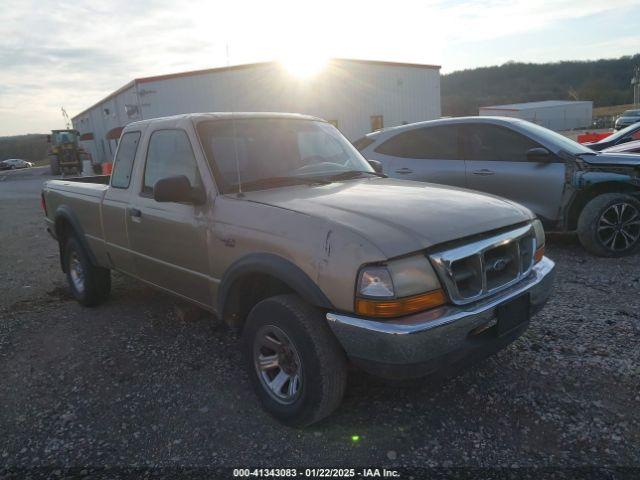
(395, 167), (413, 174)
(128, 207), (142, 218)
(472, 169), (495, 176)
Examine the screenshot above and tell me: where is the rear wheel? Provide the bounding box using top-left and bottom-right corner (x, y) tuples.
(64, 236), (111, 306)
(242, 294), (347, 427)
(577, 193), (640, 257)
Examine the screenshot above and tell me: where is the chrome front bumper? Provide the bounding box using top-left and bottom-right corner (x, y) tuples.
(326, 257), (556, 378)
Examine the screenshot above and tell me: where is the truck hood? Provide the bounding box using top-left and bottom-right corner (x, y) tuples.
(581, 152), (640, 167)
(240, 178), (533, 258)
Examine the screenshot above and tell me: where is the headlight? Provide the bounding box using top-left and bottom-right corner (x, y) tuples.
(358, 266), (394, 298)
(356, 255), (446, 318)
(532, 219), (545, 263)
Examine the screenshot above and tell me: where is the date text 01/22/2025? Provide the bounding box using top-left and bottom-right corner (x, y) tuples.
(232, 468), (401, 478)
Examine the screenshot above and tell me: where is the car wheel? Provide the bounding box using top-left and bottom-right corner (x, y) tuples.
(64, 236), (111, 306)
(577, 193), (640, 257)
(242, 294), (347, 427)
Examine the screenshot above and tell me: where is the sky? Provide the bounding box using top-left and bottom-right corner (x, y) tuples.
(1, 0), (639, 136)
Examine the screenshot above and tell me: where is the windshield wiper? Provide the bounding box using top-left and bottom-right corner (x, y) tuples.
(322, 170), (387, 181)
(237, 176), (330, 192)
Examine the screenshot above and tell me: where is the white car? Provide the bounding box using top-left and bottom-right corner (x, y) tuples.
(0, 159), (34, 170)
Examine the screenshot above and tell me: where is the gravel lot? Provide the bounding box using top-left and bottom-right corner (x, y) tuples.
(1, 167), (639, 474)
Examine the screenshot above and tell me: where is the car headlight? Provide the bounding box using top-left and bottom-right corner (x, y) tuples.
(532, 219), (545, 263)
(356, 254), (446, 318)
(358, 266), (394, 297)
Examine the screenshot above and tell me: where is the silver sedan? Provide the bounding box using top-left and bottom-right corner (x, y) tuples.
(0, 159), (34, 170)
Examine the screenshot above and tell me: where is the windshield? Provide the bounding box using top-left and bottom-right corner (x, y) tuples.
(597, 122), (640, 144)
(515, 120), (595, 155)
(52, 131), (79, 145)
(622, 110), (640, 117)
(197, 118), (374, 193)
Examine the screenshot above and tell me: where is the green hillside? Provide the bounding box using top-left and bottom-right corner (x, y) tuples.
(0, 134), (48, 162)
(442, 54), (640, 116)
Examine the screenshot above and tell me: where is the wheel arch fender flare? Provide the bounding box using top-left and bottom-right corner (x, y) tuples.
(54, 205), (98, 270)
(217, 253), (334, 318)
(566, 179), (640, 230)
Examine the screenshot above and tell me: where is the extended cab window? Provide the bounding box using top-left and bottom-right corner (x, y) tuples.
(143, 129), (201, 194)
(462, 124), (539, 162)
(111, 131), (140, 188)
(374, 126), (460, 159)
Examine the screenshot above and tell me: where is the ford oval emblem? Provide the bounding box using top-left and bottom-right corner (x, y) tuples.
(490, 258), (508, 272)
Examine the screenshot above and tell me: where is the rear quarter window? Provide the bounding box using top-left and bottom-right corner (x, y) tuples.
(110, 131), (141, 189)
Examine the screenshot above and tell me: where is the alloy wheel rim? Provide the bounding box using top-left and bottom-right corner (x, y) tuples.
(69, 252), (85, 294)
(253, 325), (303, 405)
(597, 202), (640, 252)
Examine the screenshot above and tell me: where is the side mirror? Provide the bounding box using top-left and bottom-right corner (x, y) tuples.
(526, 147), (553, 163)
(153, 175), (205, 204)
(368, 159), (384, 174)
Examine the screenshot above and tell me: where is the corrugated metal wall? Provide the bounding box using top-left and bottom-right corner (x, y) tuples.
(73, 61), (441, 164)
(479, 102), (593, 131)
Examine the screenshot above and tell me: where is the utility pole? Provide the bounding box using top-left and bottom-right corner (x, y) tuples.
(633, 65), (640, 107)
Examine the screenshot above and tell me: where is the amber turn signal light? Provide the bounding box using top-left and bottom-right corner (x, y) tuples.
(534, 245), (545, 263)
(355, 289), (447, 318)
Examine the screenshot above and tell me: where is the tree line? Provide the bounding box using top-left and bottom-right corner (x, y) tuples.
(442, 54), (640, 116)
(0, 134), (49, 162)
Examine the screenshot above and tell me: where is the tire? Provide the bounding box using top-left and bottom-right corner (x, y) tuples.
(50, 157), (60, 175)
(577, 193), (640, 257)
(242, 294), (347, 427)
(63, 236), (111, 306)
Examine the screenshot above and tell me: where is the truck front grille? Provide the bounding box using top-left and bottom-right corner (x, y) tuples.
(430, 224), (536, 305)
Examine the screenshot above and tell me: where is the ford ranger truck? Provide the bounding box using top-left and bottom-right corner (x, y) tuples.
(42, 113), (556, 426)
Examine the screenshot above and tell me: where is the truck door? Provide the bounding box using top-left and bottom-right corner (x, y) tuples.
(125, 127), (213, 307)
(102, 130), (142, 275)
(462, 123), (565, 223)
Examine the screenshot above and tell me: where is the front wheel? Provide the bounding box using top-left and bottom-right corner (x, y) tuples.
(64, 236), (111, 306)
(577, 193), (640, 257)
(242, 294), (347, 427)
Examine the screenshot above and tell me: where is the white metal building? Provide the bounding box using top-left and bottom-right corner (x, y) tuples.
(479, 100), (593, 131)
(72, 59), (441, 164)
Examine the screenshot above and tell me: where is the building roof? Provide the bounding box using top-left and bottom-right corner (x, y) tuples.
(480, 100), (592, 111)
(72, 58), (441, 121)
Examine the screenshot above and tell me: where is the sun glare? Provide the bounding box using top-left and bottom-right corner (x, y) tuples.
(279, 52), (328, 78)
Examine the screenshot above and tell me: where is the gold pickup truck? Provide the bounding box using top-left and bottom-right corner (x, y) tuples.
(42, 113), (556, 426)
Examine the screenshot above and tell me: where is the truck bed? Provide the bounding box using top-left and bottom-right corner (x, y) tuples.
(44, 175), (110, 198)
(59, 174), (111, 185)
(42, 176), (112, 263)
